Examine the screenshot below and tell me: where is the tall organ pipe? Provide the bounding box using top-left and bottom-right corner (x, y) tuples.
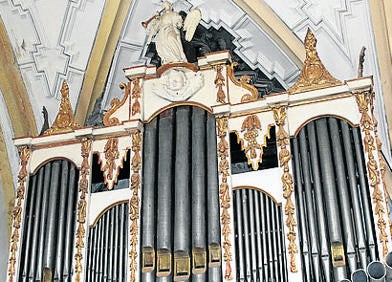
(235, 190), (245, 280)
(63, 164), (77, 281)
(299, 130), (322, 281)
(307, 122), (331, 282)
(315, 119), (346, 280)
(20, 169), (38, 281)
(353, 128), (377, 261)
(157, 109), (174, 282)
(242, 189), (252, 281)
(292, 138), (311, 280)
(28, 168), (44, 280)
(36, 162), (52, 280)
(174, 107), (191, 253)
(329, 119), (357, 272)
(54, 160), (69, 279)
(43, 161), (61, 273)
(341, 122), (368, 269)
(141, 118), (157, 282)
(260, 192), (269, 280)
(248, 189), (258, 281)
(254, 191), (264, 281)
(192, 107), (207, 281)
(206, 113), (221, 281)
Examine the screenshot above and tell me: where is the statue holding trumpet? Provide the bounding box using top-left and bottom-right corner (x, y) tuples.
(142, 1), (201, 64)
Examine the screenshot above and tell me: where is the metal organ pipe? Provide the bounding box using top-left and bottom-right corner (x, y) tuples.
(328, 119), (357, 272)
(141, 118), (157, 282)
(385, 252), (392, 280)
(351, 269), (368, 282)
(307, 122), (331, 282)
(54, 160), (69, 280)
(206, 113), (221, 282)
(20, 168), (38, 281)
(192, 107), (207, 281)
(63, 164), (77, 281)
(248, 189), (258, 281)
(367, 261), (386, 282)
(292, 138), (312, 279)
(315, 119), (346, 280)
(254, 191), (264, 281)
(235, 190), (245, 281)
(28, 168), (44, 280)
(174, 107), (191, 255)
(340, 121), (368, 269)
(299, 129), (322, 281)
(353, 128), (377, 261)
(43, 160), (61, 273)
(156, 109), (174, 282)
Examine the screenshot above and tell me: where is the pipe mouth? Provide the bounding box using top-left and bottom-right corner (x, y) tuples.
(351, 269), (367, 282)
(339, 279), (351, 282)
(386, 252), (392, 268)
(367, 261), (386, 279)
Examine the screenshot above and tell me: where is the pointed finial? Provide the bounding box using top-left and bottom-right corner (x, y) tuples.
(288, 28), (341, 94)
(43, 80), (80, 135)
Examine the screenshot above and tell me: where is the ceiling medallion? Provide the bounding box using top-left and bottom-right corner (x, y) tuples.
(43, 80), (80, 135)
(288, 28), (341, 94)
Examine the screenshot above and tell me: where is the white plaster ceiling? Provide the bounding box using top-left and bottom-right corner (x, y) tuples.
(0, 0), (389, 161)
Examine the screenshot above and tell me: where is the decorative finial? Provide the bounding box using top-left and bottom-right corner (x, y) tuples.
(288, 28), (341, 94)
(43, 80), (80, 135)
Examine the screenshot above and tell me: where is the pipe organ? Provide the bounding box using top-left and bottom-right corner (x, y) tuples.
(7, 29), (392, 282)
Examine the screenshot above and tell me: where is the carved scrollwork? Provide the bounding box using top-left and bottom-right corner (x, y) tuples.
(356, 90), (389, 256)
(74, 138), (91, 282)
(227, 62), (258, 102)
(215, 65), (226, 103)
(8, 146), (30, 281)
(129, 130), (142, 282)
(273, 106), (298, 273)
(216, 116), (233, 280)
(131, 78), (141, 116)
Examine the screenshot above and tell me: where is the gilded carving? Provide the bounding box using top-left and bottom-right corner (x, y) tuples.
(103, 97), (121, 126)
(44, 80), (81, 135)
(74, 138), (91, 282)
(236, 115), (272, 170)
(216, 116), (233, 280)
(227, 62), (258, 102)
(100, 138), (120, 190)
(8, 146), (30, 282)
(288, 29), (341, 94)
(355, 90), (389, 256)
(131, 78), (141, 116)
(129, 130), (142, 282)
(368, 90), (392, 242)
(273, 106), (298, 272)
(215, 65), (226, 103)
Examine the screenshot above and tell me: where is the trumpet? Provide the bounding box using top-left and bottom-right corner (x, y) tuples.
(141, 8), (165, 29)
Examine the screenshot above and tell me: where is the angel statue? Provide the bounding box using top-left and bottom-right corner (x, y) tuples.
(142, 1), (201, 64)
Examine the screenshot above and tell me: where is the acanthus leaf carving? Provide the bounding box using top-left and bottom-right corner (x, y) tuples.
(273, 105), (298, 273)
